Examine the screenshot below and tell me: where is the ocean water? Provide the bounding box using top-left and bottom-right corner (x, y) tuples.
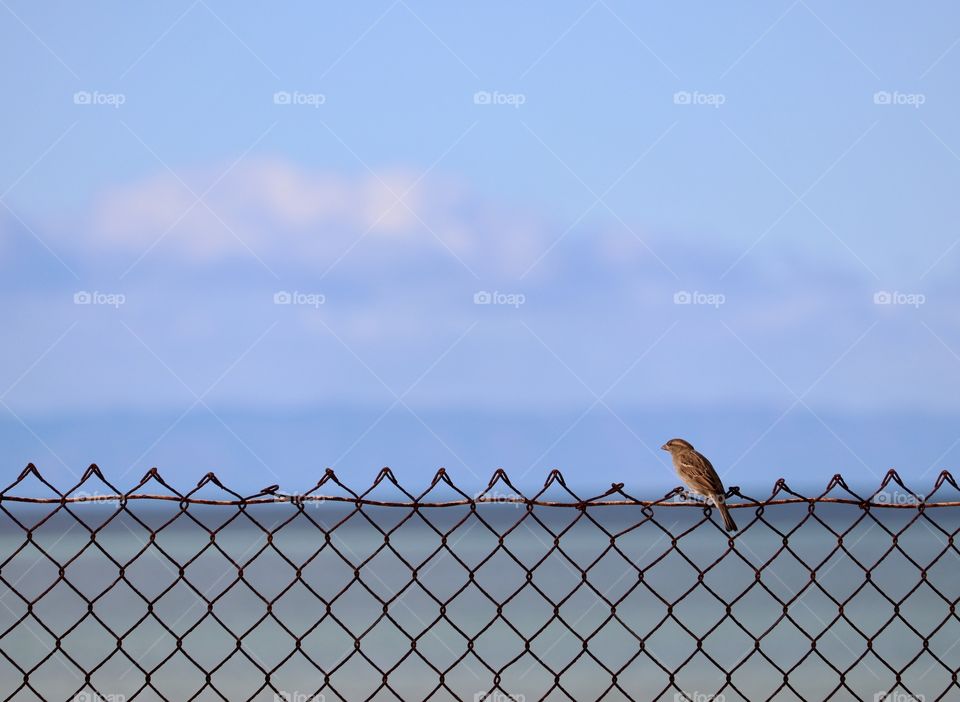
(0, 500), (957, 701)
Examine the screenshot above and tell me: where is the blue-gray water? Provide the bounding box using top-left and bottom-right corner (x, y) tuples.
(0, 501), (957, 701)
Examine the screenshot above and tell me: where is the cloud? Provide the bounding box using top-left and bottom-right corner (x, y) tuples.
(88, 157), (827, 295)
(4, 157), (954, 419)
(87, 158), (556, 279)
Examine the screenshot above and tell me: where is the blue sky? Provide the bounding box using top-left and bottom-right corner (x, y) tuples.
(2, 1), (960, 495)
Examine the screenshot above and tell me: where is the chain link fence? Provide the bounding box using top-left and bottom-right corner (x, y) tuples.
(0, 464), (958, 701)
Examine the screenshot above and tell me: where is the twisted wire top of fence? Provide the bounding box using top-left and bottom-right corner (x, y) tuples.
(2, 463), (959, 509)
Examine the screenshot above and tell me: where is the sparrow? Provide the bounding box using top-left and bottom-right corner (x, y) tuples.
(661, 438), (737, 532)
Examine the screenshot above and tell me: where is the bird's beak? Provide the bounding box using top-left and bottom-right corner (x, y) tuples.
(660, 443), (668, 451)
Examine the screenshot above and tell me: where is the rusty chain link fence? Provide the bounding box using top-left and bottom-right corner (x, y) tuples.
(0, 464), (958, 701)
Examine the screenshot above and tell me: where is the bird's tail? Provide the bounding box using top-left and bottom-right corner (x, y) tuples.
(713, 496), (738, 532)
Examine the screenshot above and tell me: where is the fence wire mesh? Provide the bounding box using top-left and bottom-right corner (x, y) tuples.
(0, 464), (958, 702)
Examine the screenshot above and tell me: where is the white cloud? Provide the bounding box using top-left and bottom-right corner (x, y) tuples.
(87, 158), (553, 277)
(7, 158), (947, 417)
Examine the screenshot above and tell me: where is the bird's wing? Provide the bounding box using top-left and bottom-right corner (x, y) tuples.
(683, 451), (727, 496)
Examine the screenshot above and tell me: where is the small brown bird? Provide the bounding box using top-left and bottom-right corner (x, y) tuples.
(661, 438), (737, 532)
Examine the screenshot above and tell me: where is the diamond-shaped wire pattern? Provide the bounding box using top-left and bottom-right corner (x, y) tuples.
(1, 464), (958, 701)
